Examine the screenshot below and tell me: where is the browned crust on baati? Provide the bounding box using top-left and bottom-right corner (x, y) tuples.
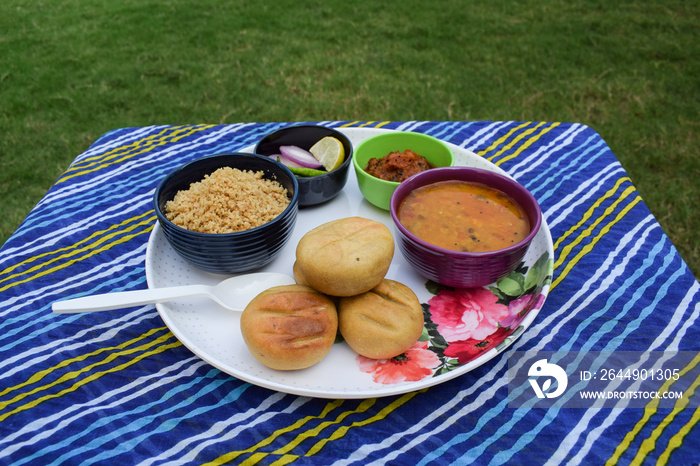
(240, 285), (338, 370)
(338, 279), (424, 359)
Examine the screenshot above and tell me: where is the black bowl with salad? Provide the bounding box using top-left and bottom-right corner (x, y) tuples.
(255, 124), (354, 206)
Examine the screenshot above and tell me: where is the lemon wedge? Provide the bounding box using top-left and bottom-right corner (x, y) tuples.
(309, 136), (345, 172)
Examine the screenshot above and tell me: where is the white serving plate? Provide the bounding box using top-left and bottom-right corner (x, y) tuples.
(145, 127), (554, 399)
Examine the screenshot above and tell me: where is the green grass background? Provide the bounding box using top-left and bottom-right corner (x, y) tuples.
(1, 0), (697, 278)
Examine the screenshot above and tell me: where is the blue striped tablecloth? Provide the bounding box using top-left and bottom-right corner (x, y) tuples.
(1, 121), (698, 465)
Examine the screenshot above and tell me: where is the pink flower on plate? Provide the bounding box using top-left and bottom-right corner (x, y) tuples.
(357, 340), (439, 384)
(501, 294), (532, 329)
(428, 287), (509, 342)
(531, 292), (546, 311)
(501, 293), (546, 328)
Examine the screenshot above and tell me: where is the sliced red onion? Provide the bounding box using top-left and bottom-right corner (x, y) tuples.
(272, 154), (305, 168)
(279, 145), (323, 169)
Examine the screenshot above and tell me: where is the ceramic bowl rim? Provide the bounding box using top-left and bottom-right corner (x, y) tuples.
(389, 166), (542, 259)
(153, 152), (299, 239)
(352, 131), (455, 187)
(253, 124), (354, 181)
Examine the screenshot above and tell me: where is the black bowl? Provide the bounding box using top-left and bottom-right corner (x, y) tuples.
(254, 124), (353, 206)
(154, 153), (299, 274)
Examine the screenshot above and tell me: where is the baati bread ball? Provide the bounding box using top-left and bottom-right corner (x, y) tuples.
(338, 279), (424, 359)
(292, 260), (309, 286)
(240, 284), (338, 370)
(295, 217), (394, 297)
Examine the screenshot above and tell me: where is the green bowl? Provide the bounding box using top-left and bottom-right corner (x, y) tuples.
(352, 131), (455, 210)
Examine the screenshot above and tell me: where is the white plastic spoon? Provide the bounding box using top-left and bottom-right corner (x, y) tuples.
(52, 272), (296, 314)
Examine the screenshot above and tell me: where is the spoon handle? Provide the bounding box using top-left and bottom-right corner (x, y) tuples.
(52, 285), (211, 314)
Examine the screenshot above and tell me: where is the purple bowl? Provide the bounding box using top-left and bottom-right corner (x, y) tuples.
(390, 167), (542, 288)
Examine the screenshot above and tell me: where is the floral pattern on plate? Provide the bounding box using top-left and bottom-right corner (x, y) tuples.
(357, 251), (553, 384)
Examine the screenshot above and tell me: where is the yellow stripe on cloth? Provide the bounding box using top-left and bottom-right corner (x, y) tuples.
(0, 326), (168, 401)
(606, 352), (700, 465)
(0, 328), (180, 423)
(0, 213), (155, 293)
(553, 177), (633, 253)
(477, 121), (536, 159)
(356, 121), (391, 128)
(201, 399), (345, 465)
(550, 180), (638, 289)
(244, 399), (378, 466)
(552, 195), (641, 290)
(58, 125), (214, 184)
(339, 121), (390, 128)
(205, 390), (422, 465)
(490, 122), (560, 166)
(69, 126), (197, 168)
(657, 403), (700, 465)
(299, 389), (424, 458)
